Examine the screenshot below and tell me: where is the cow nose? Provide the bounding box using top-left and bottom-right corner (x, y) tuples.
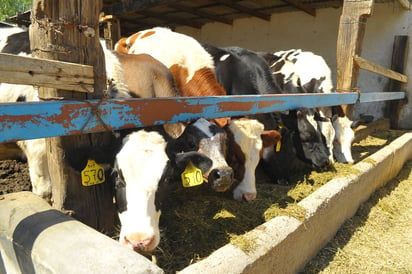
(315, 158), (331, 171)
(242, 192), (256, 201)
(208, 168), (233, 192)
(123, 233), (156, 253)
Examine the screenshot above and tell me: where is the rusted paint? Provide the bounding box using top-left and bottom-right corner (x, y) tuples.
(0, 92), (405, 143)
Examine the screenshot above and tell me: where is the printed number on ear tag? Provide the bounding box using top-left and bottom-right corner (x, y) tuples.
(276, 140), (282, 152)
(81, 159), (105, 186)
(181, 161), (203, 187)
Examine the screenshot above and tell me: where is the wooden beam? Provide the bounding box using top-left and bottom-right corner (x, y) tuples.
(217, 0), (271, 21)
(0, 53), (94, 92)
(169, 3), (233, 25)
(336, 0), (374, 117)
(103, 0), (181, 16)
(30, 0), (116, 235)
(353, 55), (408, 83)
(138, 10), (204, 29)
(281, 0), (316, 16)
(398, 0), (411, 10)
(0, 92), (405, 143)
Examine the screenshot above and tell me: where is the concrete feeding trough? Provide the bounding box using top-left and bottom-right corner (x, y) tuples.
(1, 131), (411, 273)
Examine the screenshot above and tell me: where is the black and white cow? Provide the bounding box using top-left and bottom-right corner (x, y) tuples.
(0, 26), (52, 200)
(261, 49), (359, 164)
(0, 27), (232, 253)
(203, 44), (331, 177)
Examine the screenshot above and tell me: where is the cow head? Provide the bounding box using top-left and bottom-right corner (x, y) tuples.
(295, 108), (331, 170)
(332, 115), (363, 164)
(225, 118), (264, 201)
(166, 118), (234, 192)
(113, 130), (212, 253)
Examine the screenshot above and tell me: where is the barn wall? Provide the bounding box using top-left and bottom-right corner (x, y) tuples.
(176, 2), (411, 126)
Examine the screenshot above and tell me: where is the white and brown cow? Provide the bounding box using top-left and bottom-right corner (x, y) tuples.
(0, 29), (220, 253)
(115, 27), (277, 201)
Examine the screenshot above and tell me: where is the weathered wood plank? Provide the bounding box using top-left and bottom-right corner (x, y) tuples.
(336, 0), (374, 117)
(0, 53), (94, 93)
(103, 0), (181, 15)
(0, 92), (405, 143)
(281, 0), (316, 16)
(30, 0), (114, 235)
(397, 0), (411, 10)
(386, 35), (409, 129)
(354, 55), (408, 83)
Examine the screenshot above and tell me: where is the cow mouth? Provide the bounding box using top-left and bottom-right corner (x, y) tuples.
(207, 168), (234, 192)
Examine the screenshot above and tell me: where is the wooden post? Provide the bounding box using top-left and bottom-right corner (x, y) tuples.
(386, 36), (409, 129)
(101, 15), (121, 50)
(336, 0), (374, 118)
(30, 0), (117, 235)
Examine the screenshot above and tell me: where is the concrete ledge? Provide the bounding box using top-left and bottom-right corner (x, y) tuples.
(180, 132), (412, 273)
(2, 132), (411, 273)
(0, 192), (163, 274)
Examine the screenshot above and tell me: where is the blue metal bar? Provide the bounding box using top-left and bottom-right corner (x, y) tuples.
(0, 92), (405, 143)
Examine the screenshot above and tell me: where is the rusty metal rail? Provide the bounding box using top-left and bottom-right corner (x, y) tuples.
(0, 91), (405, 143)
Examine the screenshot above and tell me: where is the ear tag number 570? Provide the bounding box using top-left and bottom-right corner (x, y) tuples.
(81, 159), (105, 186)
(181, 161), (203, 187)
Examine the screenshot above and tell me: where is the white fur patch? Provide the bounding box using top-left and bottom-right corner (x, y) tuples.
(333, 116), (355, 164)
(220, 54), (230, 61)
(116, 130), (169, 252)
(126, 27), (215, 83)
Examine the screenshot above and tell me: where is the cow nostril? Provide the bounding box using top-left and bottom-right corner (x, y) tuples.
(208, 168), (234, 192)
(123, 234), (156, 252)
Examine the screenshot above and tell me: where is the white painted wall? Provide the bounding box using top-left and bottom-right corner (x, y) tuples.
(176, 3), (411, 127)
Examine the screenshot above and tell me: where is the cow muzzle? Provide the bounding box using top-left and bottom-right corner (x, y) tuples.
(207, 167), (234, 192)
(121, 233), (157, 253)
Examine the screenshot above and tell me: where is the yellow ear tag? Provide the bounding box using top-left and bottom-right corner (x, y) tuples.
(181, 161), (203, 187)
(276, 140), (282, 152)
(81, 159), (105, 186)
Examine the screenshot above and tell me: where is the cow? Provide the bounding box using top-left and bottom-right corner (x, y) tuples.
(0, 29), (218, 253)
(261, 49), (359, 164)
(115, 27), (227, 98)
(0, 26), (52, 201)
(0, 83), (52, 200)
(203, 44), (331, 177)
(115, 27), (279, 200)
(111, 129), (214, 252)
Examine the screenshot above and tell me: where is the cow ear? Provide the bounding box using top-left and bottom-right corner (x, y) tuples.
(174, 151), (212, 174)
(163, 123), (186, 139)
(331, 114), (339, 123)
(260, 130), (282, 148)
(350, 119), (364, 129)
(213, 117), (231, 128)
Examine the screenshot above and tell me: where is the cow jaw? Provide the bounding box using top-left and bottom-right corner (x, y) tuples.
(332, 116), (355, 164)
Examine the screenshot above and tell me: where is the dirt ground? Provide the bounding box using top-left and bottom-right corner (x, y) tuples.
(0, 159), (31, 195)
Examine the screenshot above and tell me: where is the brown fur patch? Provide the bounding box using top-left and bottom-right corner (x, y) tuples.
(114, 52), (180, 98)
(260, 130), (282, 148)
(115, 37), (129, 53)
(140, 31), (156, 39)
